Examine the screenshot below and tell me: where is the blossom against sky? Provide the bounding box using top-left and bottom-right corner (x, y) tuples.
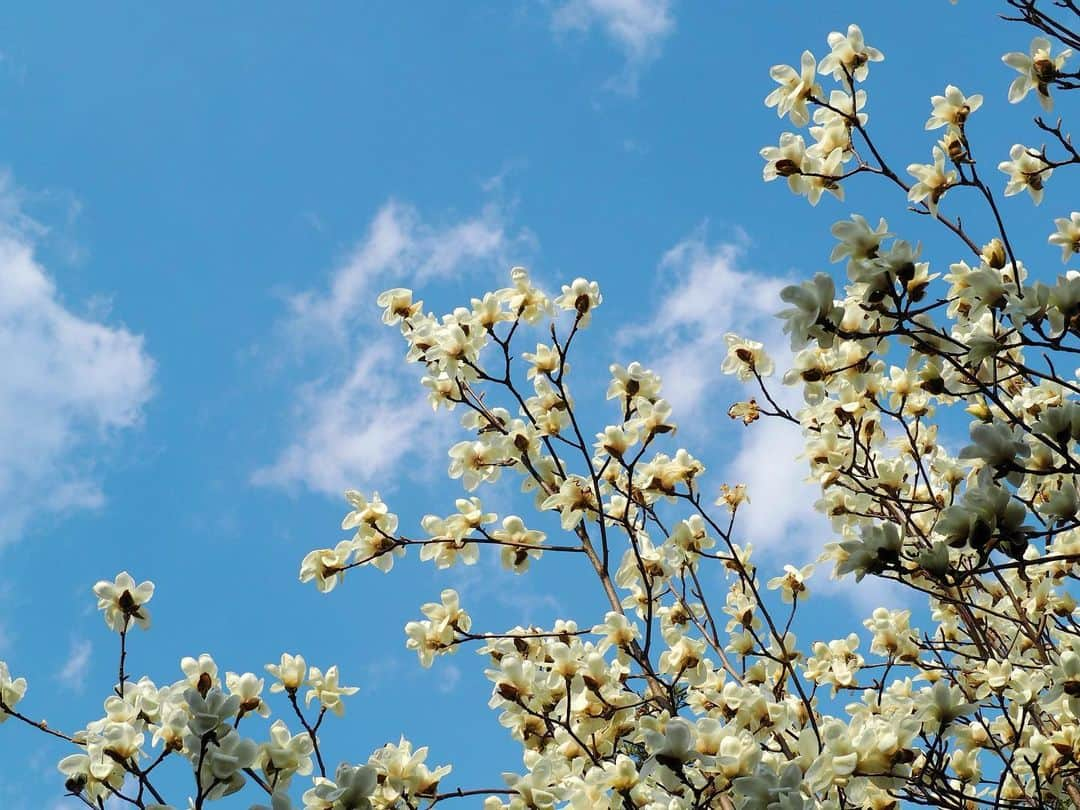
(0, 2), (1069, 806)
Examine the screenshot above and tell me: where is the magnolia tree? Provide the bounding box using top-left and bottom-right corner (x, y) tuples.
(4, 1), (1080, 808)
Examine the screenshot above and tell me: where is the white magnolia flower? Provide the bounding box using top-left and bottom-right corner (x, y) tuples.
(907, 146), (957, 214)
(765, 50), (820, 126)
(767, 563), (814, 603)
(818, 24), (884, 81)
(1002, 36), (1073, 110)
(304, 665), (359, 716)
(266, 653), (308, 693)
(258, 719), (315, 786)
(376, 288), (422, 325)
(0, 661), (27, 719)
(998, 143), (1051, 204)
(721, 334), (774, 380)
(299, 540), (354, 592)
(925, 84), (983, 130)
(1049, 212), (1080, 261)
(226, 671), (270, 718)
(93, 572), (155, 632)
(554, 277), (602, 326)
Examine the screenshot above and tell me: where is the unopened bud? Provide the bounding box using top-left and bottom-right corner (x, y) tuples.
(981, 238), (1006, 269)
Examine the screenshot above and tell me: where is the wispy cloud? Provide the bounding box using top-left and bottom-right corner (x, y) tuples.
(620, 228), (823, 558)
(0, 175), (155, 544)
(56, 639), (93, 692)
(551, 0), (675, 93)
(254, 199), (530, 496)
(624, 228), (913, 610)
(286, 200), (510, 342)
(619, 226), (790, 423)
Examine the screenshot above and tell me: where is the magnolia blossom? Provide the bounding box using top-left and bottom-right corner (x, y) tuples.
(258, 719), (315, 785)
(266, 653), (308, 693)
(553, 277), (602, 326)
(924, 84), (982, 130)
(818, 24), (883, 81)
(304, 665), (359, 716)
(907, 146), (956, 214)
(375, 287), (422, 325)
(226, 671), (270, 718)
(93, 571), (155, 632)
(180, 653), (219, 694)
(998, 143), (1052, 204)
(299, 540), (354, 593)
(1002, 36), (1073, 110)
(766, 563), (814, 603)
(721, 333), (774, 380)
(765, 50), (820, 126)
(0, 661), (27, 718)
(1049, 212), (1080, 262)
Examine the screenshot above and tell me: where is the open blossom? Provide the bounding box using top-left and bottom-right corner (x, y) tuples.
(803, 146), (845, 206)
(303, 762), (378, 809)
(58, 751), (124, 802)
(522, 343), (562, 379)
(299, 540), (354, 592)
(717, 483), (749, 511)
(93, 572), (154, 632)
(767, 563), (814, 603)
(998, 143), (1052, 204)
(226, 671), (270, 718)
(541, 475), (598, 529)
(492, 515), (545, 573)
(607, 361), (662, 403)
(503, 266), (551, 324)
(258, 720), (314, 786)
(0, 661), (27, 718)
(727, 399), (760, 425)
(721, 334), (773, 380)
(925, 84), (982, 130)
(376, 287), (422, 325)
(554, 277), (602, 326)
(761, 132), (810, 194)
(830, 214), (891, 268)
(765, 50), (820, 126)
(1049, 212), (1080, 261)
(1003, 36), (1073, 110)
(341, 490), (395, 532)
(181, 653), (219, 694)
(907, 146), (956, 214)
(405, 591), (469, 667)
(266, 653), (308, 693)
(592, 611), (640, 654)
(368, 737), (451, 800)
(304, 665), (359, 716)
(405, 619), (452, 668)
(818, 24), (883, 81)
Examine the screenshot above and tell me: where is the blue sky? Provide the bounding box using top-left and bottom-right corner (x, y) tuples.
(0, 1), (1073, 807)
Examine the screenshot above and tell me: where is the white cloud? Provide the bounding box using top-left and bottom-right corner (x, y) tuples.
(621, 230), (823, 553)
(0, 181), (155, 544)
(551, 0), (674, 93)
(619, 227), (791, 423)
(255, 199), (526, 496)
(252, 339), (451, 494)
(287, 200), (509, 341)
(624, 229), (914, 613)
(436, 663), (462, 694)
(56, 638), (92, 692)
